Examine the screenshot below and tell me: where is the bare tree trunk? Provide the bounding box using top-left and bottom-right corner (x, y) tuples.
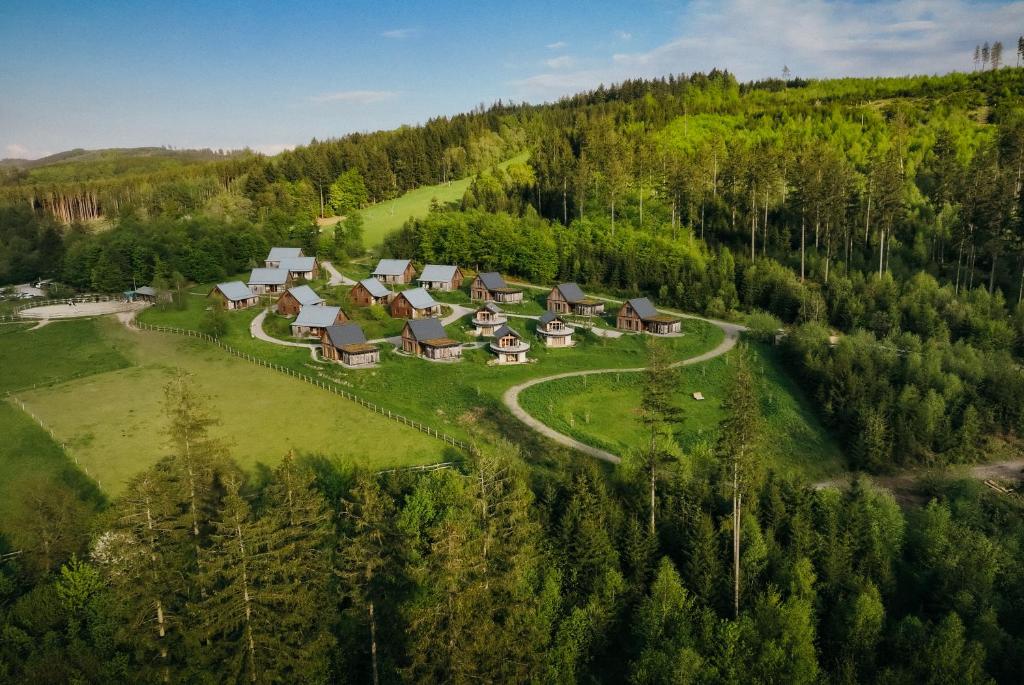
(750, 188), (757, 261)
(763, 188), (769, 255)
(369, 601), (380, 685)
(562, 177), (568, 225)
(649, 466), (656, 536)
(1018, 257), (1024, 303)
(864, 184), (872, 243)
(800, 213), (806, 282)
(732, 462), (741, 619)
(955, 240), (964, 294)
(989, 251), (998, 294)
(878, 227), (885, 277)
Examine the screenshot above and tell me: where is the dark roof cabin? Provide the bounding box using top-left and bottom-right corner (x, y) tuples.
(616, 297), (681, 335)
(350, 278), (393, 307)
(276, 285), (324, 317)
(547, 283), (604, 316)
(470, 271), (523, 303)
(489, 324), (530, 364)
(321, 323), (379, 367)
(472, 302), (507, 336)
(389, 287), (441, 319)
(536, 311), (575, 347)
(402, 318), (462, 361)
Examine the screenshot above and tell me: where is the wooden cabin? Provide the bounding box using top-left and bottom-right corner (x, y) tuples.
(321, 323), (379, 367)
(616, 297), (682, 335)
(209, 281), (259, 310)
(472, 302), (507, 336)
(349, 278), (393, 307)
(402, 318), (462, 361)
(489, 325), (530, 364)
(547, 283), (604, 316)
(276, 285), (324, 317)
(248, 267), (290, 295)
(536, 311), (574, 347)
(372, 258), (416, 285)
(265, 247), (303, 268)
(278, 256), (318, 281)
(290, 305), (348, 338)
(417, 264), (464, 291)
(389, 287), (441, 319)
(470, 271), (523, 303)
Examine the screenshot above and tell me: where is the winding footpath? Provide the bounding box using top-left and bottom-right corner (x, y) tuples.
(321, 261), (357, 286)
(249, 309), (321, 361)
(502, 321), (744, 463)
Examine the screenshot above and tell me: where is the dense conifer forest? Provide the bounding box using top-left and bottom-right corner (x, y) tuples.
(4, 67), (1024, 683)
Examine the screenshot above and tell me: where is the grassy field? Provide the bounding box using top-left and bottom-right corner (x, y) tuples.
(6, 318), (450, 496)
(519, 344), (845, 480)
(360, 153), (529, 249)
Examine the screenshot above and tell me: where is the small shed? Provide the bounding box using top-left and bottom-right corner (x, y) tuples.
(390, 287), (441, 319)
(210, 281), (258, 310)
(291, 305), (347, 338)
(276, 285), (325, 317)
(372, 259), (416, 285)
(402, 318), (462, 361)
(350, 278), (393, 307)
(248, 267), (290, 294)
(417, 265), (464, 291)
(321, 323), (379, 367)
(536, 311), (574, 347)
(470, 271), (523, 303)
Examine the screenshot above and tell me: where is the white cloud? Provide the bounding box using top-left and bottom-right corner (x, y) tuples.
(381, 28), (416, 39)
(310, 90), (398, 105)
(3, 143), (49, 159)
(546, 40), (568, 50)
(512, 0), (1024, 99)
(615, 30), (633, 41)
(545, 55), (576, 69)
(254, 143), (296, 156)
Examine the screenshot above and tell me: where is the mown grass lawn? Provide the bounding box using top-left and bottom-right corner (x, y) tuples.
(519, 343), (845, 480)
(12, 319), (450, 496)
(359, 153), (529, 249)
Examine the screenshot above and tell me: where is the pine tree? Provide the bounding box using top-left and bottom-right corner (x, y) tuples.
(719, 349), (760, 618)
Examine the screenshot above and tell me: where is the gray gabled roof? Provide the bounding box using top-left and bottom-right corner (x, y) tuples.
(418, 264), (460, 283)
(399, 287), (438, 311)
(405, 317), (448, 341)
(267, 247), (302, 261)
(135, 286), (157, 297)
(477, 271), (508, 291)
(214, 281), (255, 302)
(556, 282), (589, 304)
(538, 311), (563, 326)
(493, 324), (521, 339)
(279, 256), (316, 273)
(248, 268), (289, 285)
(292, 305), (343, 328)
(286, 285), (324, 306)
(372, 259), (412, 277)
(626, 297), (659, 320)
(480, 302), (502, 314)
(358, 278), (392, 298)
(324, 323), (368, 348)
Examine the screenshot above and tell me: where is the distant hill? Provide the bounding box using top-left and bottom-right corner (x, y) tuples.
(0, 146), (247, 184)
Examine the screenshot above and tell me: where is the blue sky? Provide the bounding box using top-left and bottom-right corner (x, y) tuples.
(2, 0), (1023, 158)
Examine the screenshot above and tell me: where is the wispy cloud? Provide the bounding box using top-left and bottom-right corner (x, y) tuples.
(546, 40), (568, 50)
(3, 143), (49, 159)
(545, 55), (575, 69)
(381, 27), (416, 39)
(309, 90), (398, 105)
(513, 0), (1024, 99)
(615, 30), (632, 41)
(254, 143), (295, 156)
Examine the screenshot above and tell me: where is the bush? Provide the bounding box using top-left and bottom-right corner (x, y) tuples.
(746, 310), (783, 342)
(199, 303), (229, 339)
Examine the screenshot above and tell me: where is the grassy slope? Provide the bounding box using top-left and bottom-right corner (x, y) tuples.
(7, 318), (449, 496)
(519, 343), (845, 481)
(140, 290), (726, 447)
(360, 153), (529, 249)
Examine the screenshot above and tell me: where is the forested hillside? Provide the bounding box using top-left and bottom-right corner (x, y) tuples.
(5, 67), (1024, 683)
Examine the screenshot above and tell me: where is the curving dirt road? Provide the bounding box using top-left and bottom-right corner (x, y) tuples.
(250, 309), (321, 361)
(321, 261), (357, 286)
(502, 321), (744, 463)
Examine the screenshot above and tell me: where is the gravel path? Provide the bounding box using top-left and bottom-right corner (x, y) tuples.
(321, 261), (356, 286)
(250, 309), (321, 361)
(501, 322), (743, 463)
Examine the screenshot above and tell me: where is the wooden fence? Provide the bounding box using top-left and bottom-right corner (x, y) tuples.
(131, 320), (470, 452)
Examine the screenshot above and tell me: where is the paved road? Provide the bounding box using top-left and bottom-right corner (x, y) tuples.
(501, 323), (743, 463)
(250, 309), (321, 361)
(322, 261), (356, 286)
